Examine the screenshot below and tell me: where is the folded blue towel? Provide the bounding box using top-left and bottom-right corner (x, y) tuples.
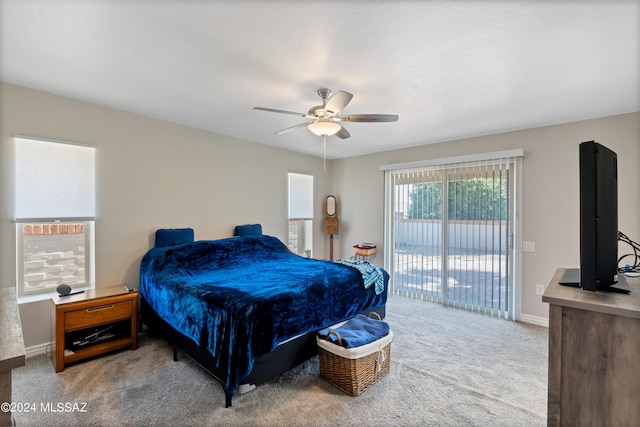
(318, 314), (390, 348)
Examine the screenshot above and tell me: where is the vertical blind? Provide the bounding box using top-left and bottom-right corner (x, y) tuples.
(383, 150), (523, 318)
(15, 137), (96, 220)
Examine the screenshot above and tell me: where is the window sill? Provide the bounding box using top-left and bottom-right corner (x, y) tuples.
(17, 286), (93, 305)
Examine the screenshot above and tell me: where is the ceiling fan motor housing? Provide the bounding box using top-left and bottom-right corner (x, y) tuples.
(308, 105), (329, 118)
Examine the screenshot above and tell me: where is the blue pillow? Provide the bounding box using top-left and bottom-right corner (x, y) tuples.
(233, 224), (262, 237)
(155, 228), (195, 247)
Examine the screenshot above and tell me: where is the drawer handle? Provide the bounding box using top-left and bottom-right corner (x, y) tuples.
(86, 304), (115, 312)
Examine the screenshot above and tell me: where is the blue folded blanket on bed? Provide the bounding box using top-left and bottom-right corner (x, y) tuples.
(318, 314), (390, 348)
(334, 259), (385, 295)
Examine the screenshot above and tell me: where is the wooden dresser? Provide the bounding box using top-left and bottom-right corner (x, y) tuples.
(542, 268), (640, 426)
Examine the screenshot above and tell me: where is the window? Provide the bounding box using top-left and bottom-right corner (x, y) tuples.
(383, 150), (523, 319)
(15, 137), (96, 300)
(288, 173), (313, 256)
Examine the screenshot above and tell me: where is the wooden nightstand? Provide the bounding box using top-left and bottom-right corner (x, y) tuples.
(50, 284), (138, 372)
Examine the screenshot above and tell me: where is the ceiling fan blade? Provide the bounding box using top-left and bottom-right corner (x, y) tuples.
(325, 91), (353, 115)
(254, 107), (307, 117)
(274, 121), (310, 135)
(343, 114), (399, 123)
(335, 126), (351, 139)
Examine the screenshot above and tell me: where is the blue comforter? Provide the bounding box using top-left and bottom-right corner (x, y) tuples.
(139, 235), (387, 399)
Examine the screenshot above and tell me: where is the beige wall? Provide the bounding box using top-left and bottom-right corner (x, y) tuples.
(0, 82), (330, 346)
(2, 81), (638, 346)
(331, 112), (640, 321)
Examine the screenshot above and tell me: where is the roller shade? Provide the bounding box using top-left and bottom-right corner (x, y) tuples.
(288, 173), (313, 220)
(15, 137), (95, 220)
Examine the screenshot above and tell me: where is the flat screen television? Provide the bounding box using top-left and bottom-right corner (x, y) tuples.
(560, 140), (629, 293)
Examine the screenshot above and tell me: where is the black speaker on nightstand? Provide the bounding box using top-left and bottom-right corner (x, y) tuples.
(56, 284), (72, 296)
(56, 284), (84, 297)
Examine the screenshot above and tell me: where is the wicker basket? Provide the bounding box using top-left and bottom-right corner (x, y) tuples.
(317, 330), (392, 396)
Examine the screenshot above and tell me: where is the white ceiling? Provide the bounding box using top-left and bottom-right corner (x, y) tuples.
(1, 1), (638, 159)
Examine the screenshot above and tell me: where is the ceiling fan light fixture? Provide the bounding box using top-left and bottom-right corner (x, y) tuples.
(307, 121), (341, 136)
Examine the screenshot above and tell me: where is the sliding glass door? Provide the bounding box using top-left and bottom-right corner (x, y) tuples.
(384, 154), (520, 319)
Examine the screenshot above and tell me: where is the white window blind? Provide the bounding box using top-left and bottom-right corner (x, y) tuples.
(287, 173), (313, 256)
(15, 137), (95, 220)
(383, 150), (523, 319)
(288, 173), (313, 220)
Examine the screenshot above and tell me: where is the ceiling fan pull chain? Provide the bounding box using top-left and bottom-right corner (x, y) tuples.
(323, 135), (327, 171)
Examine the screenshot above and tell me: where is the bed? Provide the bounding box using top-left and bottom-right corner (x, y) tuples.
(139, 228), (388, 407)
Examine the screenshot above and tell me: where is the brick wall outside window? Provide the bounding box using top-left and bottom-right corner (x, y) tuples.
(22, 222), (86, 293)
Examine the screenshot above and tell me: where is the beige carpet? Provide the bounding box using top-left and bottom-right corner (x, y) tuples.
(12, 296), (548, 426)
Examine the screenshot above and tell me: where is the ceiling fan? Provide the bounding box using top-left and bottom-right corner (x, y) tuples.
(254, 88), (399, 139)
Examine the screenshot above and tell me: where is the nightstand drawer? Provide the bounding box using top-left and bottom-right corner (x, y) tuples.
(65, 300), (133, 331)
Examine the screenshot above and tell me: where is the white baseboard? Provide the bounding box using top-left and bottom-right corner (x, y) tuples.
(518, 313), (548, 328)
(25, 342), (51, 358)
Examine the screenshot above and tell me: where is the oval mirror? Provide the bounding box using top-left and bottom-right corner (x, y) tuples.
(326, 195), (336, 217)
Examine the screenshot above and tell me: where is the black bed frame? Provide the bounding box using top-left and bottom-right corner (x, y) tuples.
(140, 298), (385, 407)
